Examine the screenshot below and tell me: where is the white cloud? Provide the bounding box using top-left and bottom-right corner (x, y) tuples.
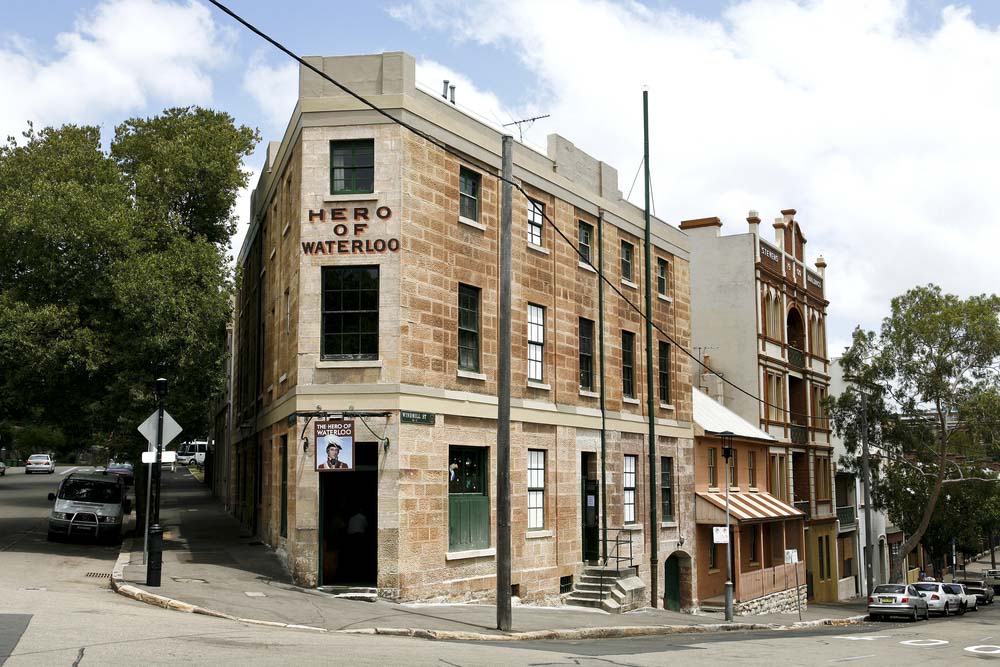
(0, 0), (232, 139)
(242, 52), (298, 130)
(414, 59), (519, 135)
(390, 0), (1000, 348)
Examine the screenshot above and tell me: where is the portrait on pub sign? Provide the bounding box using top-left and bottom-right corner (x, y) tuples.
(315, 420), (354, 471)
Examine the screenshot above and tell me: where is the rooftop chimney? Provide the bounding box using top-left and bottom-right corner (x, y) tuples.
(442, 80), (449, 99)
(747, 210), (760, 237)
(815, 255), (827, 278)
(449, 85), (456, 104)
(773, 217), (784, 250)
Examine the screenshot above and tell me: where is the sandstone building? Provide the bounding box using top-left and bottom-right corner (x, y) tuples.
(219, 52), (697, 608)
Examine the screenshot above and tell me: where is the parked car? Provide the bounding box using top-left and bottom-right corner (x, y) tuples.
(0, 461), (6, 476)
(104, 461), (134, 487)
(914, 581), (964, 616)
(947, 583), (978, 612)
(25, 454), (55, 474)
(868, 583), (930, 621)
(47, 473), (131, 543)
(957, 579), (994, 605)
(176, 441), (207, 466)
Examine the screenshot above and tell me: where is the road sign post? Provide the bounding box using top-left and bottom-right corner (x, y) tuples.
(786, 549), (802, 621)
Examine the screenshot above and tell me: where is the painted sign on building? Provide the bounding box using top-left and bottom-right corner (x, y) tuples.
(302, 206), (400, 255)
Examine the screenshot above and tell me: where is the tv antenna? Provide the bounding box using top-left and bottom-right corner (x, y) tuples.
(502, 114), (550, 142)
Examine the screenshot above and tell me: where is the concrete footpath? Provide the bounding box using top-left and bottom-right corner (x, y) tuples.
(112, 469), (868, 640)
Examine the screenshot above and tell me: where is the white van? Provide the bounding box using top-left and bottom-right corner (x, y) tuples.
(176, 440), (208, 466)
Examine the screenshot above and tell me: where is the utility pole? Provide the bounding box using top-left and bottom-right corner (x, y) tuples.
(598, 212), (608, 563)
(642, 88), (659, 608)
(860, 389), (875, 596)
(496, 134), (513, 632)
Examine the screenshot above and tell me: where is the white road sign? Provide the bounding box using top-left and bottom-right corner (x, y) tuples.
(713, 526), (729, 544)
(137, 410), (182, 451)
(784, 549), (799, 564)
(141, 451), (177, 464)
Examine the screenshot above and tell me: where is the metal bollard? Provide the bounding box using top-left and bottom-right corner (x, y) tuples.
(147, 523), (164, 587)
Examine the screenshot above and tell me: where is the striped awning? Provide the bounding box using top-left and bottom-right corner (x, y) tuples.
(696, 491), (805, 524)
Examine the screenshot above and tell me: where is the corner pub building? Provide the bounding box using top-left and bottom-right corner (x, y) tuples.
(222, 51), (698, 608)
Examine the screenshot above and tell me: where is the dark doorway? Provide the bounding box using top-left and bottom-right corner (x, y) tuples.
(582, 452), (599, 563)
(320, 441), (378, 586)
(664, 554), (681, 611)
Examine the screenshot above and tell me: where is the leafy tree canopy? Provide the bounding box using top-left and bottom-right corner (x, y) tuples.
(0, 108), (259, 462)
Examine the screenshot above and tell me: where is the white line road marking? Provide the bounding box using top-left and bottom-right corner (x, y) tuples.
(900, 639), (948, 647)
(61, 467), (78, 475)
(966, 646), (1000, 655)
(833, 636), (890, 641)
(828, 655), (876, 663)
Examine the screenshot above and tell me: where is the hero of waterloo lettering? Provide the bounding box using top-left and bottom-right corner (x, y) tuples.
(303, 206), (399, 255)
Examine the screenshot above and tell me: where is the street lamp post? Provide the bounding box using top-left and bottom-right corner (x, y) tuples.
(720, 430), (735, 622)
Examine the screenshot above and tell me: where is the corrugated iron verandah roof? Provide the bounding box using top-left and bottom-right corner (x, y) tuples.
(696, 490), (805, 523)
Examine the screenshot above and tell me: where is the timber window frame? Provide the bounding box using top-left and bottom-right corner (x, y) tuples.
(661, 456), (674, 522)
(527, 449), (546, 530)
(527, 304), (545, 382)
(321, 265), (379, 361)
(448, 445), (489, 551)
(579, 317), (595, 391)
(578, 221), (594, 264)
(459, 167), (481, 222)
(527, 199), (544, 247)
(623, 454), (637, 524)
(458, 284), (481, 372)
(620, 240), (634, 282)
(622, 330), (636, 399)
(330, 139), (374, 195)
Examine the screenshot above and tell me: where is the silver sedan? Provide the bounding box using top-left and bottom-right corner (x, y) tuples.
(868, 583), (930, 621)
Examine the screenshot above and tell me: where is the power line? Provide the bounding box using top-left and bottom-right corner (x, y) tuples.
(207, 0), (830, 425)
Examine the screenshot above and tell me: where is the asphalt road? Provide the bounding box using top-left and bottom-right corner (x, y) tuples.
(3, 467), (999, 665)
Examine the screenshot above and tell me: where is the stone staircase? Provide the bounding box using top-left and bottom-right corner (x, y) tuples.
(318, 585), (378, 602)
(566, 565), (646, 613)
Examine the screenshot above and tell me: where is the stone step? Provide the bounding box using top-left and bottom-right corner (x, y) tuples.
(583, 566), (637, 578)
(569, 588), (608, 600)
(319, 586), (378, 601)
(565, 595), (606, 609)
(602, 598), (622, 613)
(575, 581), (617, 592)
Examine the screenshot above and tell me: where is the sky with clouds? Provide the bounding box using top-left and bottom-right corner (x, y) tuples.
(3, 0), (999, 358)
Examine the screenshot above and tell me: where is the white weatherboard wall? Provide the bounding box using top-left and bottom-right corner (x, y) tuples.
(685, 224), (760, 423)
(829, 357), (888, 596)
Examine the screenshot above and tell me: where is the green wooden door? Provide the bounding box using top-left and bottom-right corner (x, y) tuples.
(664, 555), (681, 611)
(448, 446), (489, 551)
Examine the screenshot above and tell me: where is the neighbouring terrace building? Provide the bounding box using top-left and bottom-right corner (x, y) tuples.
(681, 210), (840, 602)
(691, 387), (808, 615)
(219, 51), (698, 609)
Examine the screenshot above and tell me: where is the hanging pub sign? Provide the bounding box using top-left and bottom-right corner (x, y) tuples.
(315, 420), (354, 471)
(301, 205), (400, 255)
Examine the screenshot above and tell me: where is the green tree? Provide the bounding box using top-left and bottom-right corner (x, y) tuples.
(830, 285), (1000, 582)
(0, 108), (258, 468)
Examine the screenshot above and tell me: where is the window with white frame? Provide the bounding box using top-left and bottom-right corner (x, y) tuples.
(527, 199), (544, 247)
(621, 240), (634, 282)
(623, 454), (637, 524)
(527, 449), (545, 529)
(528, 304), (545, 382)
(656, 257), (670, 297)
(578, 221), (594, 264)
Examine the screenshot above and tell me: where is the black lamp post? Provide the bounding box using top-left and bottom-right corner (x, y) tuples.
(147, 377), (167, 587)
(720, 430), (735, 621)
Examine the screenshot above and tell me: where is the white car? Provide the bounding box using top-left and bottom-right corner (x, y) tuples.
(914, 581), (964, 616)
(25, 454), (55, 474)
(948, 583), (978, 612)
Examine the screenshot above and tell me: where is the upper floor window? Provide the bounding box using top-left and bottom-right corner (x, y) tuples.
(622, 331), (636, 399)
(766, 372), (784, 422)
(330, 140), (374, 195)
(459, 167), (481, 222)
(322, 265), (379, 360)
(458, 284), (480, 371)
(578, 221), (594, 264)
(621, 241), (634, 282)
(658, 341), (671, 405)
(527, 304), (545, 382)
(810, 315), (826, 358)
(727, 449), (738, 487)
(657, 257), (670, 297)
(708, 447), (718, 487)
(764, 289), (783, 341)
(748, 450), (757, 488)
(527, 199), (544, 247)
(579, 317), (594, 391)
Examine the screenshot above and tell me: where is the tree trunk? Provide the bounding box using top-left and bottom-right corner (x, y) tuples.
(992, 531), (997, 570)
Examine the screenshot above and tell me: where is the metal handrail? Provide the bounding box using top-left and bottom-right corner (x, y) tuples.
(597, 528), (634, 599)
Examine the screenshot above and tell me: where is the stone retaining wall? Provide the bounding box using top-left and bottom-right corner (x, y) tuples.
(736, 586), (807, 615)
